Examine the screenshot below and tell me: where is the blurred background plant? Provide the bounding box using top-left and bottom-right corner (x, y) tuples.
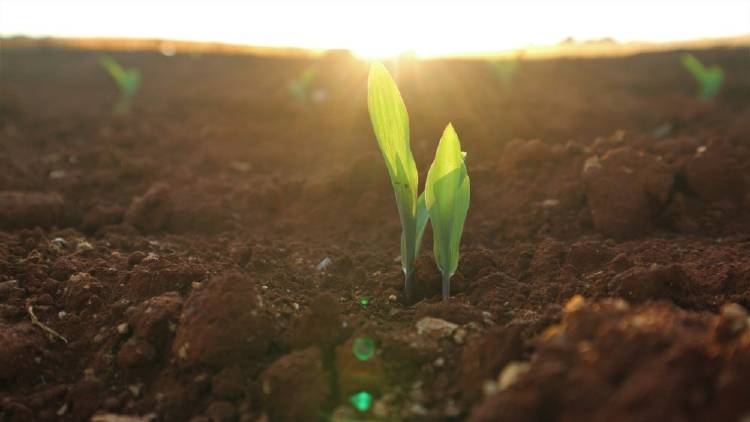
(99, 56), (141, 114)
(681, 53), (724, 100)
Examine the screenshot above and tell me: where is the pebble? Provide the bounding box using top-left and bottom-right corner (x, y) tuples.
(497, 361), (531, 390)
(128, 384), (142, 398)
(416, 317), (458, 338)
(453, 327), (467, 345)
(51, 237), (68, 248)
(715, 303), (749, 342)
(315, 257), (332, 271)
(76, 240), (94, 252)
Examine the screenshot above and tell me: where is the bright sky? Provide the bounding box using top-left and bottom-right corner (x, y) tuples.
(1, 0), (748, 57)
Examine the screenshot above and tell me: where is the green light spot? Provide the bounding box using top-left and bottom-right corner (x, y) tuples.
(359, 297), (369, 307)
(353, 336), (376, 361)
(349, 391), (373, 412)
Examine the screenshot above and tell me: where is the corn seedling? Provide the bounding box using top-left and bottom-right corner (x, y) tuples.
(288, 66), (317, 104)
(100, 56), (141, 114)
(368, 63), (470, 301)
(489, 57), (520, 87)
(367, 63), (430, 301)
(681, 54), (723, 100)
(425, 124), (470, 300)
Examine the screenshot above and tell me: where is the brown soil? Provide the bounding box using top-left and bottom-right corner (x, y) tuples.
(1, 46), (750, 421)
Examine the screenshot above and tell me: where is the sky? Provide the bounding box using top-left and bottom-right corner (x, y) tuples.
(1, 0), (749, 57)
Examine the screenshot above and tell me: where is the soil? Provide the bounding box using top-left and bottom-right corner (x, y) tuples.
(1, 45), (750, 421)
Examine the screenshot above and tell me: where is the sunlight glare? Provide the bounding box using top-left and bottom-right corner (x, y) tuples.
(1, 0), (748, 59)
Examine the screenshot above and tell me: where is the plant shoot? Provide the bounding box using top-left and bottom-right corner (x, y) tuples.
(100, 56), (142, 114)
(681, 54), (723, 100)
(288, 66), (317, 104)
(367, 63), (429, 301)
(425, 124), (470, 300)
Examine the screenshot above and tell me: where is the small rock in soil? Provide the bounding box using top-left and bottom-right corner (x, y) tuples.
(714, 303), (749, 343)
(497, 361), (531, 391)
(125, 182), (173, 233)
(62, 272), (103, 309)
(416, 317), (458, 338)
(379, 329), (441, 381)
(260, 347), (330, 422)
(172, 272), (272, 368)
(0, 191), (64, 229)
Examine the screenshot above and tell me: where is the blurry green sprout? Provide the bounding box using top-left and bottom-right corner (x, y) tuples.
(681, 54), (723, 100)
(368, 63), (470, 301)
(288, 67), (317, 104)
(368, 62), (429, 301)
(489, 57), (520, 87)
(425, 124), (470, 300)
(99, 56), (141, 114)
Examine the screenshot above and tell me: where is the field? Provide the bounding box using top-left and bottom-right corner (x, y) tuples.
(1, 45), (750, 421)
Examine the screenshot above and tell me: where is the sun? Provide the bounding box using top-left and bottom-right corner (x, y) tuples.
(350, 44), (416, 60)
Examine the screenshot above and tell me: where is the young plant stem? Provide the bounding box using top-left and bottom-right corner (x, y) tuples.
(442, 273), (451, 301)
(404, 268), (415, 303)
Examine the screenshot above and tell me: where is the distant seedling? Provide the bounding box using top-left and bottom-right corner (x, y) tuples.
(288, 66), (317, 104)
(367, 63), (470, 301)
(681, 54), (723, 100)
(489, 57), (520, 87)
(100, 56), (141, 114)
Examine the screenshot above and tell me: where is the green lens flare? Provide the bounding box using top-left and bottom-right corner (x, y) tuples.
(359, 297), (370, 307)
(349, 391), (373, 412)
(352, 336), (376, 361)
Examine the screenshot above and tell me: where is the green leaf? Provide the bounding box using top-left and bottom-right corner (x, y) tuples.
(100, 56), (141, 113)
(681, 54), (723, 100)
(368, 62), (421, 275)
(425, 123), (470, 298)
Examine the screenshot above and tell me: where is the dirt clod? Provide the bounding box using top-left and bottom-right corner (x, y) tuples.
(0, 191), (64, 229)
(260, 347), (330, 422)
(172, 272), (272, 368)
(125, 183), (173, 233)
